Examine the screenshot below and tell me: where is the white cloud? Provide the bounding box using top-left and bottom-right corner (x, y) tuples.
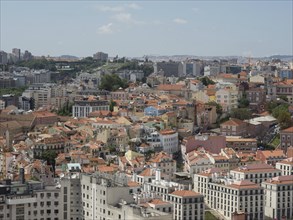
(173, 18), (187, 24)
(127, 3), (141, 10)
(97, 23), (114, 34)
(113, 13), (144, 25)
(114, 13), (132, 23)
(96, 5), (124, 12)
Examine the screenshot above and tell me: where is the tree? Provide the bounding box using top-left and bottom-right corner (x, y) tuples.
(109, 100), (117, 112)
(230, 108), (252, 120)
(41, 150), (57, 177)
(57, 101), (73, 116)
(266, 101), (279, 113)
(238, 94), (250, 108)
(99, 74), (128, 91)
(200, 76), (215, 86)
(278, 95), (288, 102)
(277, 111), (291, 129)
(272, 104), (291, 128)
(272, 104), (289, 119)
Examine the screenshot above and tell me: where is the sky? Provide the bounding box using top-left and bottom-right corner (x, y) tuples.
(1, 0), (292, 58)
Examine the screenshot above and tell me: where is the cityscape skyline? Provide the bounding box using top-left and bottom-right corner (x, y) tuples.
(1, 1), (293, 57)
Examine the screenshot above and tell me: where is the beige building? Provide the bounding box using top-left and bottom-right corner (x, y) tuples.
(166, 190), (205, 220)
(230, 163), (281, 184)
(194, 169), (264, 220)
(261, 175), (293, 220)
(215, 86), (239, 112)
(276, 157), (293, 176)
(220, 118), (247, 137)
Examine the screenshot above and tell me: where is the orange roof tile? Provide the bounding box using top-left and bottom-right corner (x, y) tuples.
(171, 190), (200, 197)
(157, 84), (184, 91)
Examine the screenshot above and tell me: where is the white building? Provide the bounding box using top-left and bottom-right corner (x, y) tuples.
(166, 190), (205, 220)
(159, 130), (178, 154)
(80, 172), (171, 220)
(261, 175), (293, 220)
(276, 157), (293, 176)
(72, 97), (109, 118)
(194, 168), (264, 220)
(230, 163), (281, 184)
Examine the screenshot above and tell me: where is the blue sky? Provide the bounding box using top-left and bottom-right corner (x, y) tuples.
(1, 1), (292, 57)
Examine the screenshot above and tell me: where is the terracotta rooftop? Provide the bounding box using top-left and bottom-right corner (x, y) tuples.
(170, 190), (200, 197)
(160, 129), (176, 135)
(232, 163), (280, 173)
(259, 150), (285, 158)
(157, 84), (184, 91)
(148, 199), (170, 205)
(229, 180), (260, 189)
(221, 118), (246, 126)
(278, 157), (293, 165)
(127, 181), (140, 187)
(266, 175), (293, 185)
(281, 126), (293, 133)
(138, 168), (154, 177)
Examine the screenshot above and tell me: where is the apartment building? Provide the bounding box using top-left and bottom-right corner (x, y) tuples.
(256, 150), (286, 166)
(93, 52), (108, 61)
(215, 87), (238, 112)
(72, 96), (110, 118)
(166, 190), (205, 220)
(230, 163), (281, 184)
(220, 118), (247, 137)
(261, 175), (293, 220)
(267, 79), (293, 104)
(276, 157), (293, 176)
(148, 152), (176, 179)
(194, 169), (264, 220)
(246, 87), (266, 113)
(159, 129), (178, 154)
(33, 135), (70, 158)
(280, 126), (293, 153)
(22, 84), (53, 109)
(0, 175), (62, 220)
(226, 137), (257, 152)
(80, 172), (171, 220)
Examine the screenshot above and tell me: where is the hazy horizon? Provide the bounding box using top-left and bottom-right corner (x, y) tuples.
(1, 1), (292, 58)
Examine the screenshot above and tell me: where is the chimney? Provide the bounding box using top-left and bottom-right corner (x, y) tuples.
(19, 168), (25, 184)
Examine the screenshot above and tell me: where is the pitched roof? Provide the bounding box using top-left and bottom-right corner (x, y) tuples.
(148, 199), (170, 205)
(259, 150), (285, 158)
(229, 180), (260, 189)
(170, 190), (200, 197)
(221, 118), (246, 126)
(157, 84), (184, 91)
(138, 168), (154, 177)
(281, 126), (293, 133)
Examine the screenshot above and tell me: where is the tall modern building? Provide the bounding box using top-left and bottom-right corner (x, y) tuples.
(12, 48), (21, 61)
(0, 51), (8, 65)
(93, 52), (108, 61)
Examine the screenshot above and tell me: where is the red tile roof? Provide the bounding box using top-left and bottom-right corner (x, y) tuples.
(170, 190), (200, 197)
